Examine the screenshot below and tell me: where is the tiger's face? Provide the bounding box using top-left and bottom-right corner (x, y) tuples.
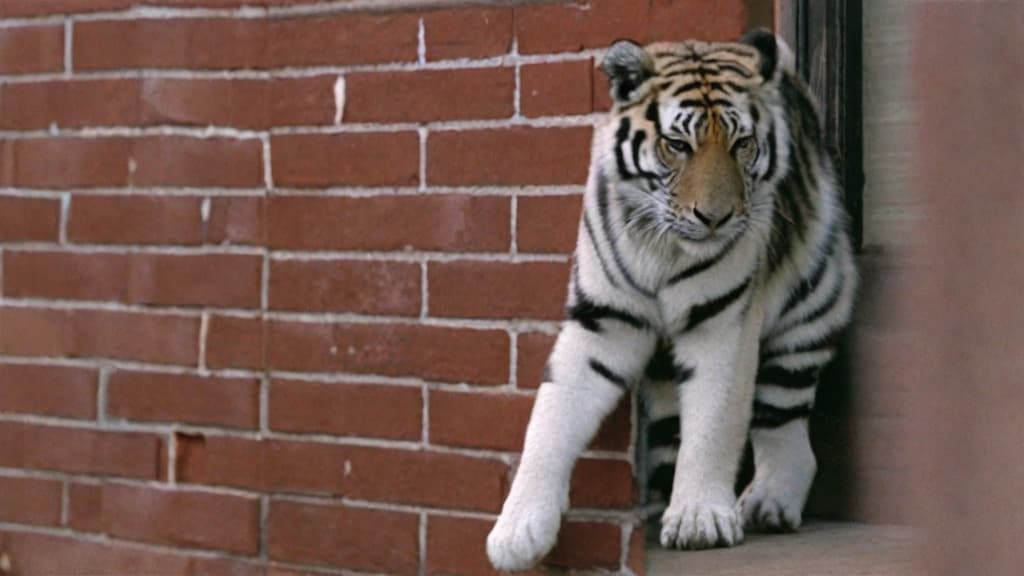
(600, 30), (786, 248)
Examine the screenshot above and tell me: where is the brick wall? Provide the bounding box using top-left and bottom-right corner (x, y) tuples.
(0, 1), (748, 574)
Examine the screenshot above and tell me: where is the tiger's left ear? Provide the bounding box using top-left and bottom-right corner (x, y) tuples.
(740, 28), (794, 82)
(601, 40), (656, 104)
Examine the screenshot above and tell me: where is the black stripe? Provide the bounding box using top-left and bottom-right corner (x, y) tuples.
(676, 98), (705, 109)
(645, 100), (661, 134)
(756, 365), (820, 389)
(614, 117), (633, 179)
(630, 130), (657, 180)
(666, 238), (736, 286)
(762, 324), (843, 360)
(762, 120), (777, 182)
(567, 286), (648, 332)
(708, 62), (753, 78)
(646, 416), (680, 448)
(751, 400), (812, 428)
(596, 172), (655, 299)
(780, 241), (833, 315)
(588, 358), (630, 390)
(643, 341), (694, 383)
(672, 81), (703, 96)
(682, 276), (751, 332)
(583, 210), (621, 289)
(790, 267), (845, 327)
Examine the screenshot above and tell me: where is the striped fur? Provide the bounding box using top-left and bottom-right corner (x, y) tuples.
(488, 30), (856, 570)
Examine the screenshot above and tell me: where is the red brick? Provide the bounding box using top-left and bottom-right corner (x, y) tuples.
(0, 476), (63, 527)
(0, 78), (132, 129)
(521, 60), (594, 117)
(423, 7), (513, 61)
(0, 422), (163, 479)
(0, 530), (259, 576)
(0, 306), (200, 366)
(646, 0), (747, 44)
(269, 500), (419, 574)
(176, 435), (509, 512)
(267, 194), (510, 252)
(3, 250), (263, 308)
(428, 261), (570, 320)
(270, 379), (422, 441)
(268, 321), (509, 385)
(0, 137), (261, 189)
(0, 26), (63, 74)
(131, 136), (264, 188)
(206, 197), (265, 246)
(0, 138), (132, 188)
(272, 132), (418, 188)
(108, 371), (260, 429)
(68, 195), (201, 245)
(269, 259), (421, 316)
(0, 77), (335, 130)
(628, 522), (646, 576)
(344, 68), (514, 123)
(430, 390), (631, 453)
(514, 0), (745, 55)
(517, 331), (556, 389)
(514, 0), (649, 55)
(546, 520), (623, 571)
(1, 0), (331, 16)
(428, 127), (592, 186)
(426, 515), (621, 574)
(517, 194), (583, 253)
(594, 70), (614, 112)
(205, 315), (264, 370)
(75, 14), (419, 70)
(570, 458), (636, 509)
(0, 363), (97, 419)
(429, 391), (532, 452)
(0, 79), (139, 131)
(0, 196), (60, 242)
(140, 77), (336, 128)
(69, 483), (259, 554)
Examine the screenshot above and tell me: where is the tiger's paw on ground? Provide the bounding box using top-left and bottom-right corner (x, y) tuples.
(660, 500), (744, 550)
(737, 476), (805, 532)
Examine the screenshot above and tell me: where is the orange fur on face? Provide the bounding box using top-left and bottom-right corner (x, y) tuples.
(674, 124), (745, 225)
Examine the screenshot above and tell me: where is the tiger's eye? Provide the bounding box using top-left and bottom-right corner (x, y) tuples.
(732, 135), (756, 155)
(664, 138), (693, 155)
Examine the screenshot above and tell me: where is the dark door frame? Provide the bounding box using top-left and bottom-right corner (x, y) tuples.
(777, 0), (864, 250)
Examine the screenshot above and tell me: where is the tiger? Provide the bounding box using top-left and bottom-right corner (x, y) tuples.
(486, 28), (857, 571)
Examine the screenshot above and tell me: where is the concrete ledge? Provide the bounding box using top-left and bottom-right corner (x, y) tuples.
(646, 522), (917, 576)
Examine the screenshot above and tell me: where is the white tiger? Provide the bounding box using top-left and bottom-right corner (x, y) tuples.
(487, 29), (857, 571)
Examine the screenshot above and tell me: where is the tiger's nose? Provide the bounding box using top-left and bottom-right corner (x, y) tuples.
(692, 206), (734, 229)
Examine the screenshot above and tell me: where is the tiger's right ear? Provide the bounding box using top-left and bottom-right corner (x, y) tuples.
(600, 40), (655, 104)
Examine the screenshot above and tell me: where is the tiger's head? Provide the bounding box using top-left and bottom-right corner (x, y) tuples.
(597, 28), (794, 253)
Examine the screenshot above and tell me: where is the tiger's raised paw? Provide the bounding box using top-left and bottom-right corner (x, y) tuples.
(660, 501), (744, 550)
(486, 495), (563, 571)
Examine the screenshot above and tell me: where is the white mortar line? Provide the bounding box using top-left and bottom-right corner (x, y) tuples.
(197, 311), (210, 372)
(417, 127), (428, 191)
(166, 431), (177, 484)
(0, 47), (604, 84)
(416, 17), (426, 66)
(60, 480), (70, 526)
(95, 366), (109, 422)
(58, 193), (70, 244)
(63, 19), (73, 75)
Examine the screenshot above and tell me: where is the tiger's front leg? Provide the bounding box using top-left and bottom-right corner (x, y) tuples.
(487, 319), (655, 571)
(660, 300), (763, 549)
